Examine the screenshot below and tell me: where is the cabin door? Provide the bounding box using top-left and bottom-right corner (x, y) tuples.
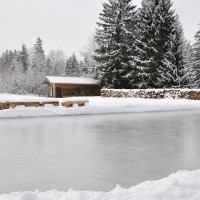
(56, 87), (62, 98)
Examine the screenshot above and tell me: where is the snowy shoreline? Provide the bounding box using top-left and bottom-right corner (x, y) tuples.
(1, 94), (200, 119)
(1, 169), (200, 200)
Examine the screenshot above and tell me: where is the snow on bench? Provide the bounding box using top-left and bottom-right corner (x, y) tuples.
(0, 99), (89, 110)
(61, 99), (89, 107)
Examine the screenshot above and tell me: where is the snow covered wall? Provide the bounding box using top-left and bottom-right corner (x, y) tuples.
(101, 89), (200, 100)
(1, 170), (200, 200)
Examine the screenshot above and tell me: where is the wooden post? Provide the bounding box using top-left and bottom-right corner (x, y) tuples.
(52, 84), (56, 98)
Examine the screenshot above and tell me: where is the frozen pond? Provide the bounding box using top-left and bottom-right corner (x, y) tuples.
(0, 110), (200, 193)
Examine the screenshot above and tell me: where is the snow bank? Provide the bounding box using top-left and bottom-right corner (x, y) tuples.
(1, 94), (200, 119)
(1, 170), (200, 200)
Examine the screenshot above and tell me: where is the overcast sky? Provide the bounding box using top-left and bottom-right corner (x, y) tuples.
(0, 0), (200, 58)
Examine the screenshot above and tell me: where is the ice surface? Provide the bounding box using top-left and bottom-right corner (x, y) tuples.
(0, 111), (200, 194)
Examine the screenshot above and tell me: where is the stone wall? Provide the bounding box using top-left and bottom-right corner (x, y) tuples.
(101, 89), (200, 100)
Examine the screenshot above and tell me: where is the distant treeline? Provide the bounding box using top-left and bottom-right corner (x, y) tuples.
(0, 37), (95, 94)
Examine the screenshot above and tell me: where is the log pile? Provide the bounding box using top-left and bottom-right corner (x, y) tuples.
(101, 89), (200, 100)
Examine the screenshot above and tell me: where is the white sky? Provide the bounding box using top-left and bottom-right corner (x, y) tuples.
(0, 0), (199, 58)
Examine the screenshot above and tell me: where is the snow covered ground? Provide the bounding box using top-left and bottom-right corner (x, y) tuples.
(1, 170), (200, 200)
(1, 94), (200, 119)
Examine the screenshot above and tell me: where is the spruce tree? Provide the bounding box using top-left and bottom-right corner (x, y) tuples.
(82, 54), (95, 77)
(29, 37), (47, 93)
(162, 19), (189, 88)
(136, 0), (158, 88)
(65, 53), (80, 77)
(183, 42), (196, 88)
(34, 37), (45, 57)
(82, 55), (90, 76)
(19, 44), (29, 73)
(136, 0), (179, 88)
(32, 37), (46, 73)
(192, 26), (200, 88)
(94, 0), (138, 89)
(0, 50), (16, 78)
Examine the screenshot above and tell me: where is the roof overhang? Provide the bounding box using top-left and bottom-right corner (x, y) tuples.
(42, 77), (50, 85)
(42, 76), (100, 86)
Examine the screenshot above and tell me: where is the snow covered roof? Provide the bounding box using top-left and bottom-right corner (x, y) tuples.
(43, 76), (99, 85)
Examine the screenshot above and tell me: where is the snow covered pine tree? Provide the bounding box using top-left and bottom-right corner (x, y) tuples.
(30, 37), (47, 93)
(95, 0), (138, 89)
(65, 53), (80, 77)
(18, 44), (29, 73)
(163, 19), (190, 88)
(31, 37), (46, 75)
(136, 0), (188, 89)
(192, 26), (200, 88)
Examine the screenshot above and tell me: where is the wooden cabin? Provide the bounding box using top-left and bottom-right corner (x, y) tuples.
(43, 76), (101, 98)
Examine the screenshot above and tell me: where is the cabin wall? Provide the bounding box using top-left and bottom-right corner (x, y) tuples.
(54, 84), (101, 98)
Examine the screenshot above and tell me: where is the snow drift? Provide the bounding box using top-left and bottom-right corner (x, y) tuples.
(1, 170), (200, 200)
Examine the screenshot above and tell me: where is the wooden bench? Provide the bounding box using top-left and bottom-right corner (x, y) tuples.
(61, 100), (89, 108)
(77, 101), (86, 107)
(24, 102), (42, 108)
(0, 100), (89, 110)
(7, 102), (42, 108)
(41, 101), (59, 107)
(0, 102), (9, 110)
(61, 101), (74, 107)
(0, 101), (60, 109)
